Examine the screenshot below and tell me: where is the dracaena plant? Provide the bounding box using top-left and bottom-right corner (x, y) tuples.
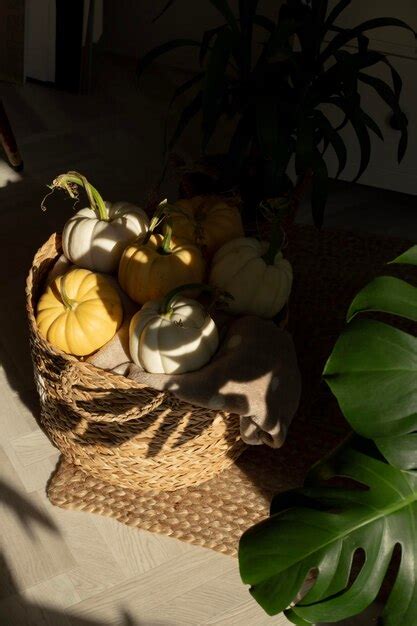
(239, 244), (417, 625)
(138, 0), (415, 226)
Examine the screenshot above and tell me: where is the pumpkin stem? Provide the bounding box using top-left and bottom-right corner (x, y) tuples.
(143, 198), (183, 245)
(47, 171), (108, 221)
(161, 220), (172, 253)
(160, 283), (214, 316)
(262, 198), (289, 265)
(143, 198), (169, 244)
(60, 273), (76, 310)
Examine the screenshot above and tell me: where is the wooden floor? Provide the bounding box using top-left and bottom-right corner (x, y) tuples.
(0, 54), (415, 625)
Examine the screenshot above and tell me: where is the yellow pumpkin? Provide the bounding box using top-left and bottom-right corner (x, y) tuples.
(170, 195), (244, 257)
(118, 231), (205, 305)
(36, 268), (123, 356)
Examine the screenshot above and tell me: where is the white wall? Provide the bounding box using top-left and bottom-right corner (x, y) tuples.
(324, 0), (417, 194)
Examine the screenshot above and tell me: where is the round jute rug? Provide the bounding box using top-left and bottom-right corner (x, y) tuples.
(46, 224), (414, 556)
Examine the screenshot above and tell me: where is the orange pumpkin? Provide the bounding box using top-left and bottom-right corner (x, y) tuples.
(118, 230), (205, 305)
(170, 195), (244, 257)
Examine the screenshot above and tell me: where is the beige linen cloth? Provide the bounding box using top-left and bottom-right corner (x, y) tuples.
(89, 309), (301, 448)
(48, 257), (301, 447)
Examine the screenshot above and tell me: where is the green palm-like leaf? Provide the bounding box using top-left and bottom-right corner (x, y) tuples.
(323, 0), (352, 33)
(310, 150), (328, 228)
(152, 0), (177, 22)
(167, 91), (203, 150)
(358, 72), (408, 162)
(314, 111), (347, 177)
(199, 26), (224, 66)
(164, 72), (204, 151)
(349, 109), (371, 182)
(240, 447), (417, 625)
(202, 27), (233, 149)
(321, 17), (416, 64)
(209, 0), (240, 34)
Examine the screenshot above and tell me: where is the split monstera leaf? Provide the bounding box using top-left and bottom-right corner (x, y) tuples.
(239, 245), (417, 625)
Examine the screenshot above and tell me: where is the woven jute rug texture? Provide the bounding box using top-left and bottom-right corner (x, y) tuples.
(46, 225), (413, 556)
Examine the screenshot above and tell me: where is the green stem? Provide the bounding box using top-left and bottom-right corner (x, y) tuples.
(142, 198), (172, 244)
(51, 171), (108, 221)
(160, 283), (214, 315)
(161, 221), (172, 253)
(60, 274), (76, 310)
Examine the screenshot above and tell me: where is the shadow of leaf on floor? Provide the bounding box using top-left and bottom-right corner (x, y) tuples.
(0, 481), (167, 625)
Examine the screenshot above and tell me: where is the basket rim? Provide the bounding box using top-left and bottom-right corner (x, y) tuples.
(26, 232), (164, 393)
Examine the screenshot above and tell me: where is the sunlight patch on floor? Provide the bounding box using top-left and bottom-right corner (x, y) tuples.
(0, 159), (22, 187)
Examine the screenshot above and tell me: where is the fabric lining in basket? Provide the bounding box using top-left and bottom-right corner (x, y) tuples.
(30, 225), (414, 556)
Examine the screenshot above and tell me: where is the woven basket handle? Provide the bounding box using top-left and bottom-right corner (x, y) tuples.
(60, 364), (166, 424)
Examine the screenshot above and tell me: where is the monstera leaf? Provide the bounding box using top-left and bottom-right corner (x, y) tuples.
(239, 444), (417, 625)
(324, 246), (417, 470)
(239, 244), (417, 625)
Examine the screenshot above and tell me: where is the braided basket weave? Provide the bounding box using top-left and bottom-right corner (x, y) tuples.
(26, 234), (246, 492)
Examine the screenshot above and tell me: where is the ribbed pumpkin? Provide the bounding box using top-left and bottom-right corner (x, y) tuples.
(118, 229), (205, 305)
(36, 268), (123, 356)
(129, 285), (219, 374)
(209, 237), (293, 319)
(46, 171), (148, 273)
(170, 195), (244, 257)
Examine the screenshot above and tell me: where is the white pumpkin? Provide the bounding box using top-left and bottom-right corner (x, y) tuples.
(209, 237), (293, 318)
(63, 201), (149, 273)
(129, 293), (219, 374)
(48, 171), (149, 273)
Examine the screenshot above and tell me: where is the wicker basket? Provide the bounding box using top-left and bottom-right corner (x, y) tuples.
(26, 234), (246, 492)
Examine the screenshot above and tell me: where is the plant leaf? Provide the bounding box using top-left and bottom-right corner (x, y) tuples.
(295, 116), (314, 174)
(209, 0), (240, 34)
(227, 112), (253, 181)
(358, 72), (408, 162)
(349, 110), (371, 182)
(358, 72), (402, 112)
(376, 433), (417, 471)
(167, 91), (203, 150)
(239, 0), (258, 73)
(323, 0), (352, 33)
(390, 245), (417, 266)
(323, 318), (417, 443)
(310, 150), (328, 227)
(314, 111), (347, 177)
(163, 73), (204, 152)
(321, 17), (416, 64)
(137, 39), (199, 82)
(347, 276), (417, 323)
(359, 109), (384, 140)
(152, 0), (176, 22)
(239, 446), (417, 625)
(199, 26), (224, 66)
(202, 27), (233, 150)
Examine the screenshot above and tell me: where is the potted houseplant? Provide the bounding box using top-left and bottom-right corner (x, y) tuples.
(137, 0), (414, 226)
(239, 244), (417, 625)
